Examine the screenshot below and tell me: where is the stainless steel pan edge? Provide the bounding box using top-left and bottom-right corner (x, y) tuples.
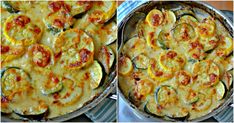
(117, 1), (233, 122)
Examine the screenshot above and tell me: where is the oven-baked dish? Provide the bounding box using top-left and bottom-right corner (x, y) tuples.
(1, 1), (116, 120)
(119, 8), (233, 120)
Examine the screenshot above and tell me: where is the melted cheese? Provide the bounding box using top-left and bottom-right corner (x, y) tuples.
(1, 1), (116, 119)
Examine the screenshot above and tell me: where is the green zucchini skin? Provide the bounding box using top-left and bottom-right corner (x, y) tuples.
(155, 85), (177, 104)
(215, 81), (226, 100)
(157, 31), (169, 50)
(2, 1), (19, 13)
(132, 54), (149, 70)
(175, 9), (196, 20)
(13, 108), (48, 120)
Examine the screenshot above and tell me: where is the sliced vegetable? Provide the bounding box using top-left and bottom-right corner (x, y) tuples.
(215, 37), (233, 57)
(192, 60), (220, 87)
(132, 54), (149, 69)
(97, 46), (115, 74)
(214, 81), (226, 100)
(146, 9), (164, 27)
(88, 1), (116, 24)
(188, 41), (207, 60)
(102, 21), (117, 45)
(144, 96), (164, 117)
(159, 50), (185, 72)
(157, 30), (171, 49)
(155, 85), (177, 106)
(200, 35), (219, 52)
(88, 61), (103, 89)
(192, 93), (212, 112)
(118, 56), (133, 75)
(178, 15), (198, 27)
(54, 29), (94, 69)
(173, 23), (196, 42)
(44, 1), (74, 31)
(1, 67), (31, 98)
(136, 19), (145, 38)
(221, 71), (233, 90)
(65, 1), (92, 16)
(28, 44), (54, 68)
(225, 55), (233, 71)
(164, 107), (189, 120)
(122, 37), (145, 59)
(128, 90), (141, 106)
(12, 99), (48, 117)
(2, 1), (19, 13)
(176, 70), (192, 86)
(146, 31), (159, 49)
(40, 73), (63, 95)
(135, 79), (154, 97)
(3, 14), (42, 46)
(179, 88), (199, 104)
(148, 60), (173, 82)
(196, 17), (216, 38)
(175, 9), (195, 20)
(162, 10), (176, 31)
(54, 78), (83, 105)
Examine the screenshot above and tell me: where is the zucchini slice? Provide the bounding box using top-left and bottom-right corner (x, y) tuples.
(146, 9), (164, 27)
(3, 14), (43, 46)
(132, 54), (149, 69)
(178, 15), (198, 27)
(54, 78), (83, 105)
(222, 71), (233, 90)
(192, 93), (212, 112)
(162, 10), (176, 31)
(155, 85), (177, 106)
(12, 99), (48, 117)
(54, 29), (94, 69)
(118, 56), (133, 76)
(173, 23), (196, 42)
(199, 35), (219, 52)
(179, 88), (199, 104)
(122, 37), (145, 59)
(148, 60), (173, 82)
(40, 73), (63, 95)
(97, 46), (115, 74)
(2, 1), (19, 13)
(225, 55), (233, 71)
(102, 21), (117, 45)
(88, 61), (103, 89)
(215, 37), (233, 57)
(175, 9), (195, 20)
(192, 60), (220, 87)
(157, 30), (171, 49)
(159, 50), (185, 72)
(214, 81), (226, 100)
(144, 96), (164, 117)
(65, 1), (92, 16)
(1, 67), (31, 98)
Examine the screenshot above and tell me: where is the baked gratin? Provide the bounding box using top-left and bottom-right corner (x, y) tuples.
(119, 8), (233, 120)
(1, 1), (116, 120)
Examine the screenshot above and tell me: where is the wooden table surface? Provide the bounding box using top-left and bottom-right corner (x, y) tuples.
(118, 1), (233, 11)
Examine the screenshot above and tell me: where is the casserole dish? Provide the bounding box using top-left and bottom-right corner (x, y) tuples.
(118, 1), (233, 121)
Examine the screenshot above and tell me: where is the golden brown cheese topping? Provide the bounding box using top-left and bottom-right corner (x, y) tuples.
(1, 1), (116, 120)
(119, 8), (233, 120)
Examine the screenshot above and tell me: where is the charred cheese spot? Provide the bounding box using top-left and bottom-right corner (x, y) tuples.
(173, 23), (196, 42)
(188, 41), (206, 60)
(54, 29), (94, 69)
(28, 44), (53, 68)
(135, 79), (153, 98)
(3, 14), (42, 46)
(123, 37), (145, 59)
(118, 56), (133, 75)
(176, 70), (192, 86)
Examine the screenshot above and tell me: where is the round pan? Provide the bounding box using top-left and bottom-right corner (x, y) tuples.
(118, 1), (233, 122)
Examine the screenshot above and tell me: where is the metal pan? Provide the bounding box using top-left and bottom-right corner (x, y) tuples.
(118, 1), (233, 122)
